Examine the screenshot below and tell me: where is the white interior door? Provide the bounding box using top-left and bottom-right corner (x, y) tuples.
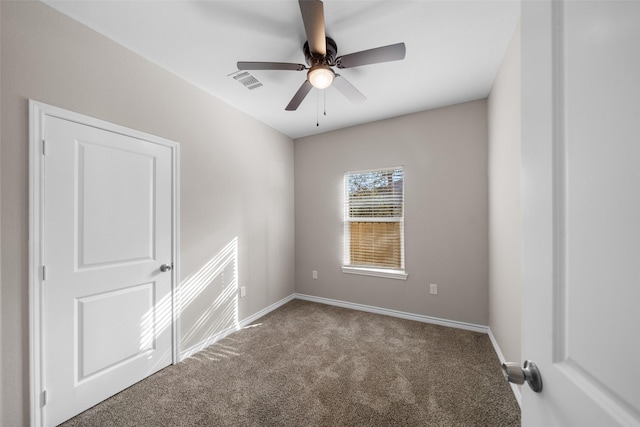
(521, 1), (640, 425)
(33, 106), (177, 426)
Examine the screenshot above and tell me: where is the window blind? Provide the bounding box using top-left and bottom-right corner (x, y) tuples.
(344, 167), (404, 271)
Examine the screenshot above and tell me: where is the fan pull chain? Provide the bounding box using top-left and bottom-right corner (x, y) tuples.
(315, 89), (328, 127)
(324, 89), (327, 116)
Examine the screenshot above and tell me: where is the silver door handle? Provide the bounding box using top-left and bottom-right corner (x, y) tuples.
(160, 263), (172, 272)
(502, 360), (543, 392)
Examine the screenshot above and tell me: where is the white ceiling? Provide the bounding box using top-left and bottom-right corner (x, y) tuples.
(44, 0), (520, 139)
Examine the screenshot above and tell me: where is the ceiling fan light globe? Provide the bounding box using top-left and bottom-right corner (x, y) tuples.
(308, 65), (334, 89)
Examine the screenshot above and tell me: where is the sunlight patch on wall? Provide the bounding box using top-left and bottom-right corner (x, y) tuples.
(178, 237), (240, 359)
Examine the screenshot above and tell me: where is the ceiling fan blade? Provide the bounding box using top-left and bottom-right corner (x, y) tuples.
(299, 0), (326, 56)
(333, 75), (366, 104)
(336, 42), (406, 69)
(237, 61), (306, 71)
(286, 80), (313, 111)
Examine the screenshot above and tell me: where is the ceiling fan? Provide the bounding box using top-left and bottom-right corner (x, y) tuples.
(237, 0), (406, 111)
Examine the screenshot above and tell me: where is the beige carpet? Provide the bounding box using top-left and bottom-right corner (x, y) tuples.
(61, 299), (520, 426)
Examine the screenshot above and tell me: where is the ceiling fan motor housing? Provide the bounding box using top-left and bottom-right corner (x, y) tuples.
(304, 37), (338, 66)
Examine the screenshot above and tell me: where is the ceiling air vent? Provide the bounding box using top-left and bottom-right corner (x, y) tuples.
(230, 71), (263, 90)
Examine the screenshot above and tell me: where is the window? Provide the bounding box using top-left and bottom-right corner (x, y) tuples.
(343, 167), (407, 280)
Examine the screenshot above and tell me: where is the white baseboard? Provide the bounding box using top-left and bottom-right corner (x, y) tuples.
(294, 293), (488, 333)
(488, 327), (522, 408)
(242, 293), (297, 325)
(178, 294), (296, 360)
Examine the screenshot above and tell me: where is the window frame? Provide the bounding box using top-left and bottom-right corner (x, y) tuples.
(342, 166), (408, 280)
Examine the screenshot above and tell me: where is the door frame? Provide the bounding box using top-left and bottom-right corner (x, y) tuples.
(28, 100), (181, 427)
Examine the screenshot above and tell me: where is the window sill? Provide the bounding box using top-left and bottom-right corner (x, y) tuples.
(341, 266), (408, 280)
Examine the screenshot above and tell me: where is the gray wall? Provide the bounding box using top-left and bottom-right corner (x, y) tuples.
(294, 100), (489, 325)
(0, 2), (294, 425)
(487, 22), (522, 366)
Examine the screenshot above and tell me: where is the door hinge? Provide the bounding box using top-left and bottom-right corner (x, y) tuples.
(41, 390), (47, 406)
(42, 265), (46, 281)
(42, 139), (47, 156)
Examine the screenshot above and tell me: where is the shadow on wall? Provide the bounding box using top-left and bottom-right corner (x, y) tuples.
(178, 237), (240, 359)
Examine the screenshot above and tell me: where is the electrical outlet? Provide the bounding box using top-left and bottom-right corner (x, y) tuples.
(240, 286), (246, 297)
(312, 270), (318, 279)
(430, 284), (438, 295)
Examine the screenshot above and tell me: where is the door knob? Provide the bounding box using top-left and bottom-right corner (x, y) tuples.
(502, 360), (543, 392)
(160, 263), (172, 272)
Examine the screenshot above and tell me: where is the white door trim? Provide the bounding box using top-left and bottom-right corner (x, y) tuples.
(29, 100), (181, 427)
